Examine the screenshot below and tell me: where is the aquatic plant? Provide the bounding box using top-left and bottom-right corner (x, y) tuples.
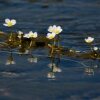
(0, 18), (99, 78)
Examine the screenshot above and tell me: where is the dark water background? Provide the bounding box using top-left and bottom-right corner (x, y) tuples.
(0, 0), (100, 100)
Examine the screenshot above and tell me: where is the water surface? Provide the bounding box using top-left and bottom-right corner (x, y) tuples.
(0, 0), (100, 100)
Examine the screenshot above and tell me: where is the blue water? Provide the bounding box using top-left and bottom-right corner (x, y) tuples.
(0, 0), (100, 100)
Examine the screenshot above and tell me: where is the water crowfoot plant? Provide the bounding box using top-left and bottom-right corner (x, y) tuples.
(47, 25), (62, 46)
(1, 18), (100, 77)
(23, 31), (38, 63)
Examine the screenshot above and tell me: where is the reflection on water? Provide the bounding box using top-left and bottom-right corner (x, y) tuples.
(6, 53), (16, 65)
(84, 67), (94, 76)
(0, 52), (100, 99)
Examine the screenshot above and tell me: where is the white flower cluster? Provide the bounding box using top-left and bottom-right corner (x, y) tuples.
(18, 31), (38, 39)
(3, 19), (63, 39)
(46, 25), (63, 39)
(23, 31), (38, 38)
(84, 37), (99, 51)
(3, 18), (98, 49)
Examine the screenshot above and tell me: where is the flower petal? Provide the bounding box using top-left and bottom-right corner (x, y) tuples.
(11, 19), (16, 25)
(48, 26), (53, 32)
(18, 31), (23, 35)
(3, 24), (8, 26)
(24, 34), (29, 38)
(5, 18), (10, 23)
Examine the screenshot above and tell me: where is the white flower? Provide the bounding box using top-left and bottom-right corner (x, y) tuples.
(18, 31), (23, 38)
(46, 33), (56, 39)
(23, 33), (29, 38)
(48, 25), (62, 34)
(47, 72), (55, 79)
(3, 18), (16, 27)
(85, 37), (94, 43)
(93, 47), (98, 51)
(28, 31), (38, 38)
(23, 31), (38, 38)
(18, 31), (23, 35)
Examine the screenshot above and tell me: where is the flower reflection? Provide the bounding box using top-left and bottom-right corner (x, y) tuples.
(85, 67), (94, 76)
(94, 65), (98, 68)
(47, 72), (55, 79)
(53, 66), (62, 72)
(6, 60), (15, 65)
(48, 63), (62, 72)
(28, 55), (38, 63)
(6, 54), (15, 65)
(48, 63), (56, 68)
